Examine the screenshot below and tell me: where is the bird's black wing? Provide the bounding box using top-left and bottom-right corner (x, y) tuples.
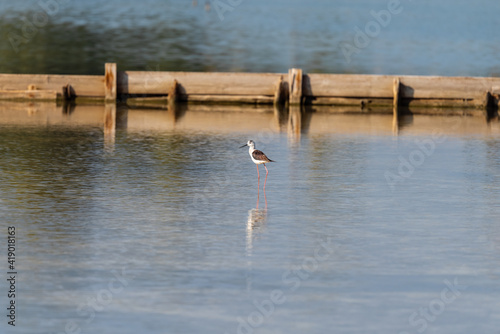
(252, 150), (274, 162)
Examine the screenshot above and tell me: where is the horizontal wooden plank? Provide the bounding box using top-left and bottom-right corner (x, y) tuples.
(0, 74), (105, 97)
(307, 96), (392, 106)
(304, 74), (500, 100)
(400, 107), (484, 116)
(308, 96), (485, 108)
(118, 71), (285, 95)
(308, 105), (486, 117)
(185, 94), (274, 104)
(401, 98), (481, 108)
(185, 104), (274, 113)
(0, 90), (58, 100)
(400, 75), (500, 100)
(126, 94), (275, 107)
(304, 74), (395, 98)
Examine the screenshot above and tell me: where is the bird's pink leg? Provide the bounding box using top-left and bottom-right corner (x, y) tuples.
(263, 164), (268, 208)
(256, 164), (260, 209)
(263, 164), (269, 191)
(264, 188), (267, 209)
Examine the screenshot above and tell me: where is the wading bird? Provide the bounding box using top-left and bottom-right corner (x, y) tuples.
(240, 140), (275, 189)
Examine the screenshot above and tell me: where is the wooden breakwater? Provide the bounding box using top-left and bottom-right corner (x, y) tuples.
(1, 63), (499, 112)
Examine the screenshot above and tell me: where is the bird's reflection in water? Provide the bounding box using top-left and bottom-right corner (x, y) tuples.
(246, 208), (267, 253)
(256, 180), (267, 209)
(247, 166), (269, 255)
(245, 207), (267, 293)
(248, 176), (268, 254)
(245, 165), (270, 292)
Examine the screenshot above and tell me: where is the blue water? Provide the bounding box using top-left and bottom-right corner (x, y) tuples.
(1, 0), (500, 331)
(0, 0), (499, 75)
(0, 105), (499, 333)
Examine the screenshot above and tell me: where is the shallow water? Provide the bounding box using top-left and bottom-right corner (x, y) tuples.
(0, 104), (499, 333)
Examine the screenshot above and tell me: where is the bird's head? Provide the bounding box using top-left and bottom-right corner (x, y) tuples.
(240, 140), (255, 149)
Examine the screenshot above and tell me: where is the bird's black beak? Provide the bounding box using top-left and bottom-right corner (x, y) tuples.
(239, 144), (248, 148)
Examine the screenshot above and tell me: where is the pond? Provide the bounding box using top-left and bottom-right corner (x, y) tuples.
(0, 103), (499, 333)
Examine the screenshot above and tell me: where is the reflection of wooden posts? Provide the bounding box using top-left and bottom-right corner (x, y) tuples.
(104, 63), (117, 101)
(393, 78), (400, 135)
(288, 68), (303, 105)
(116, 105), (128, 130)
(246, 207), (268, 262)
(288, 105), (302, 141)
(104, 103), (116, 145)
(273, 103), (287, 132)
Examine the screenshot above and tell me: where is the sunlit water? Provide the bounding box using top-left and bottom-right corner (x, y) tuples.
(0, 104), (499, 334)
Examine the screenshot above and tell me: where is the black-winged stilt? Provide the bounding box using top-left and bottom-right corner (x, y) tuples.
(240, 140), (275, 189)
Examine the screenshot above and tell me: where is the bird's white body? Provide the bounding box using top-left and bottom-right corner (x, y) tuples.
(243, 140), (274, 165)
(247, 142), (267, 165)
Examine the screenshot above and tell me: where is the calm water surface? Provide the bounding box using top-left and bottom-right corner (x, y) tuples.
(0, 0), (499, 76)
(0, 104), (499, 333)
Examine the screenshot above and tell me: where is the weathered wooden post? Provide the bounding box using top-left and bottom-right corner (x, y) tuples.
(288, 68), (303, 105)
(273, 75), (285, 106)
(392, 77), (400, 135)
(483, 91), (492, 109)
(168, 79), (179, 105)
(62, 84), (74, 100)
(104, 63), (117, 102)
(393, 77), (400, 109)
